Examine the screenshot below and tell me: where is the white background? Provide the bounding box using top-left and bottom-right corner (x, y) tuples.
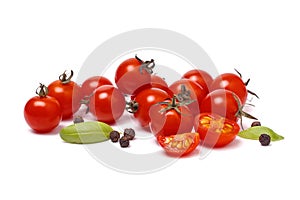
(1, 0), (299, 199)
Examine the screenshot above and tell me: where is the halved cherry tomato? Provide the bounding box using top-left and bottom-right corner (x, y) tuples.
(157, 132), (200, 157)
(194, 113), (240, 147)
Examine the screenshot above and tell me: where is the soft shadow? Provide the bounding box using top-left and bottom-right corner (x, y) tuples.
(28, 124), (65, 135)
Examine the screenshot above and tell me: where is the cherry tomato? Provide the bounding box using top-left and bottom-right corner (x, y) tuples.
(115, 55), (154, 95)
(24, 84), (62, 133)
(157, 132), (200, 157)
(89, 85), (126, 124)
(150, 75), (168, 87)
(149, 96), (194, 137)
(194, 113), (240, 147)
(210, 73), (247, 105)
(200, 89), (241, 121)
(169, 79), (206, 116)
(182, 69), (213, 94)
(48, 70), (81, 119)
(80, 76), (112, 99)
(128, 87), (171, 127)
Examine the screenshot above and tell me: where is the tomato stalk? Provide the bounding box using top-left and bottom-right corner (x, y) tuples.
(126, 100), (139, 113)
(234, 68), (259, 99)
(135, 55), (155, 75)
(59, 70), (74, 84)
(35, 83), (48, 97)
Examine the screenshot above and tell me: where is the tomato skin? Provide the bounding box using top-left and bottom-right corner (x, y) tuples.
(115, 57), (151, 95)
(24, 96), (62, 133)
(200, 89), (241, 121)
(149, 98), (194, 137)
(157, 132), (200, 157)
(48, 80), (81, 119)
(169, 79), (207, 116)
(89, 85), (125, 124)
(150, 75), (168, 88)
(132, 87), (171, 127)
(80, 76), (112, 98)
(182, 69), (213, 94)
(210, 73), (247, 105)
(194, 113), (240, 147)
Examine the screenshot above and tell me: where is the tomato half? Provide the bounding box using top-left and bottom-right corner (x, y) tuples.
(149, 96), (194, 137)
(194, 113), (240, 147)
(169, 79), (207, 116)
(129, 87), (171, 127)
(89, 85), (126, 124)
(115, 56), (154, 95)
(24, 84), (62, 133)
(200, 89), (241, 121)
(182, 69), (213, 94)
(157, 132), (200, 157)
(210, 73), (247, 105)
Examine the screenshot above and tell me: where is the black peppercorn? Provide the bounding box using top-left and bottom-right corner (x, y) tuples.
(259, 134), (271, 146)
(124, 128), (135, 140)
(119, 136), (130, 147)
(73, 116), (84, 124)
(110, 131), (120, 143)
(251, 121), (261, 127)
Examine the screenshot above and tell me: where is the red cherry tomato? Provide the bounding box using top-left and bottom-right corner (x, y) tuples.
(210, 73), (247, 105)
(89, 85), (126, 124)
(80, 76), (112, 99)
(128, 87), (171, 128)
(24, 84), (62, 133)
(157, 132), (200, 157)
(149, 96), (194, 137)
(115, 55), (154, 95)
(200, 89), (241, 121)
(194, 113), (240, 147)
(48, 70), (81, 119)
(169, 79), (207, 116)
(182, 69), (213, 94)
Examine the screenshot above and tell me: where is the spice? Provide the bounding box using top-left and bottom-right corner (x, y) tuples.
(119, 136), (130, 147)
(251, 121), (261, 127)
(110, 131), (120, 143)
(124, 128), (135, 140)
(259, 134), (271, 146)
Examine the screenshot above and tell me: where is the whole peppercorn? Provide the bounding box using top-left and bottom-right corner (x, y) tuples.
(251, 121), (261, 127)
(73, 116), (84, 124)
(110, 131), (120, 143)
(124, 128), (135, 140)
(119, 136), (130, 148)
(259, 134), (271, 146)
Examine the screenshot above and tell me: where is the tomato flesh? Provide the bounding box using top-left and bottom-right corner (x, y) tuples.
(194, 113), (240, 147)
(157, 132), (200, 157)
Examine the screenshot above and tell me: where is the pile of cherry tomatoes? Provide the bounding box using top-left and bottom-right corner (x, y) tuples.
(24, 55), (257, 157)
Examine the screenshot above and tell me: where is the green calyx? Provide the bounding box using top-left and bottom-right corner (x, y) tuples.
(35, 83), (48, 97)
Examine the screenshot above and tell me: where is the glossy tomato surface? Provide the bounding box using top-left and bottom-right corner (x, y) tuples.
(24, 96), (62, 133)
(115, 57), (151, 95)
(89, 85), (126, 124)
(169, 79), (206, 116)
(131, 87), (171, 127)
(200, 89), (241, 121)
(80, 76), (112, 98)
(210, 73), (247, 105)
(157, 132), (200, 157)
(194, 113), (240, 147)
(182, 69), (213, 94)
(149, 98), (194, 137)
(48, 80), (81, 119)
